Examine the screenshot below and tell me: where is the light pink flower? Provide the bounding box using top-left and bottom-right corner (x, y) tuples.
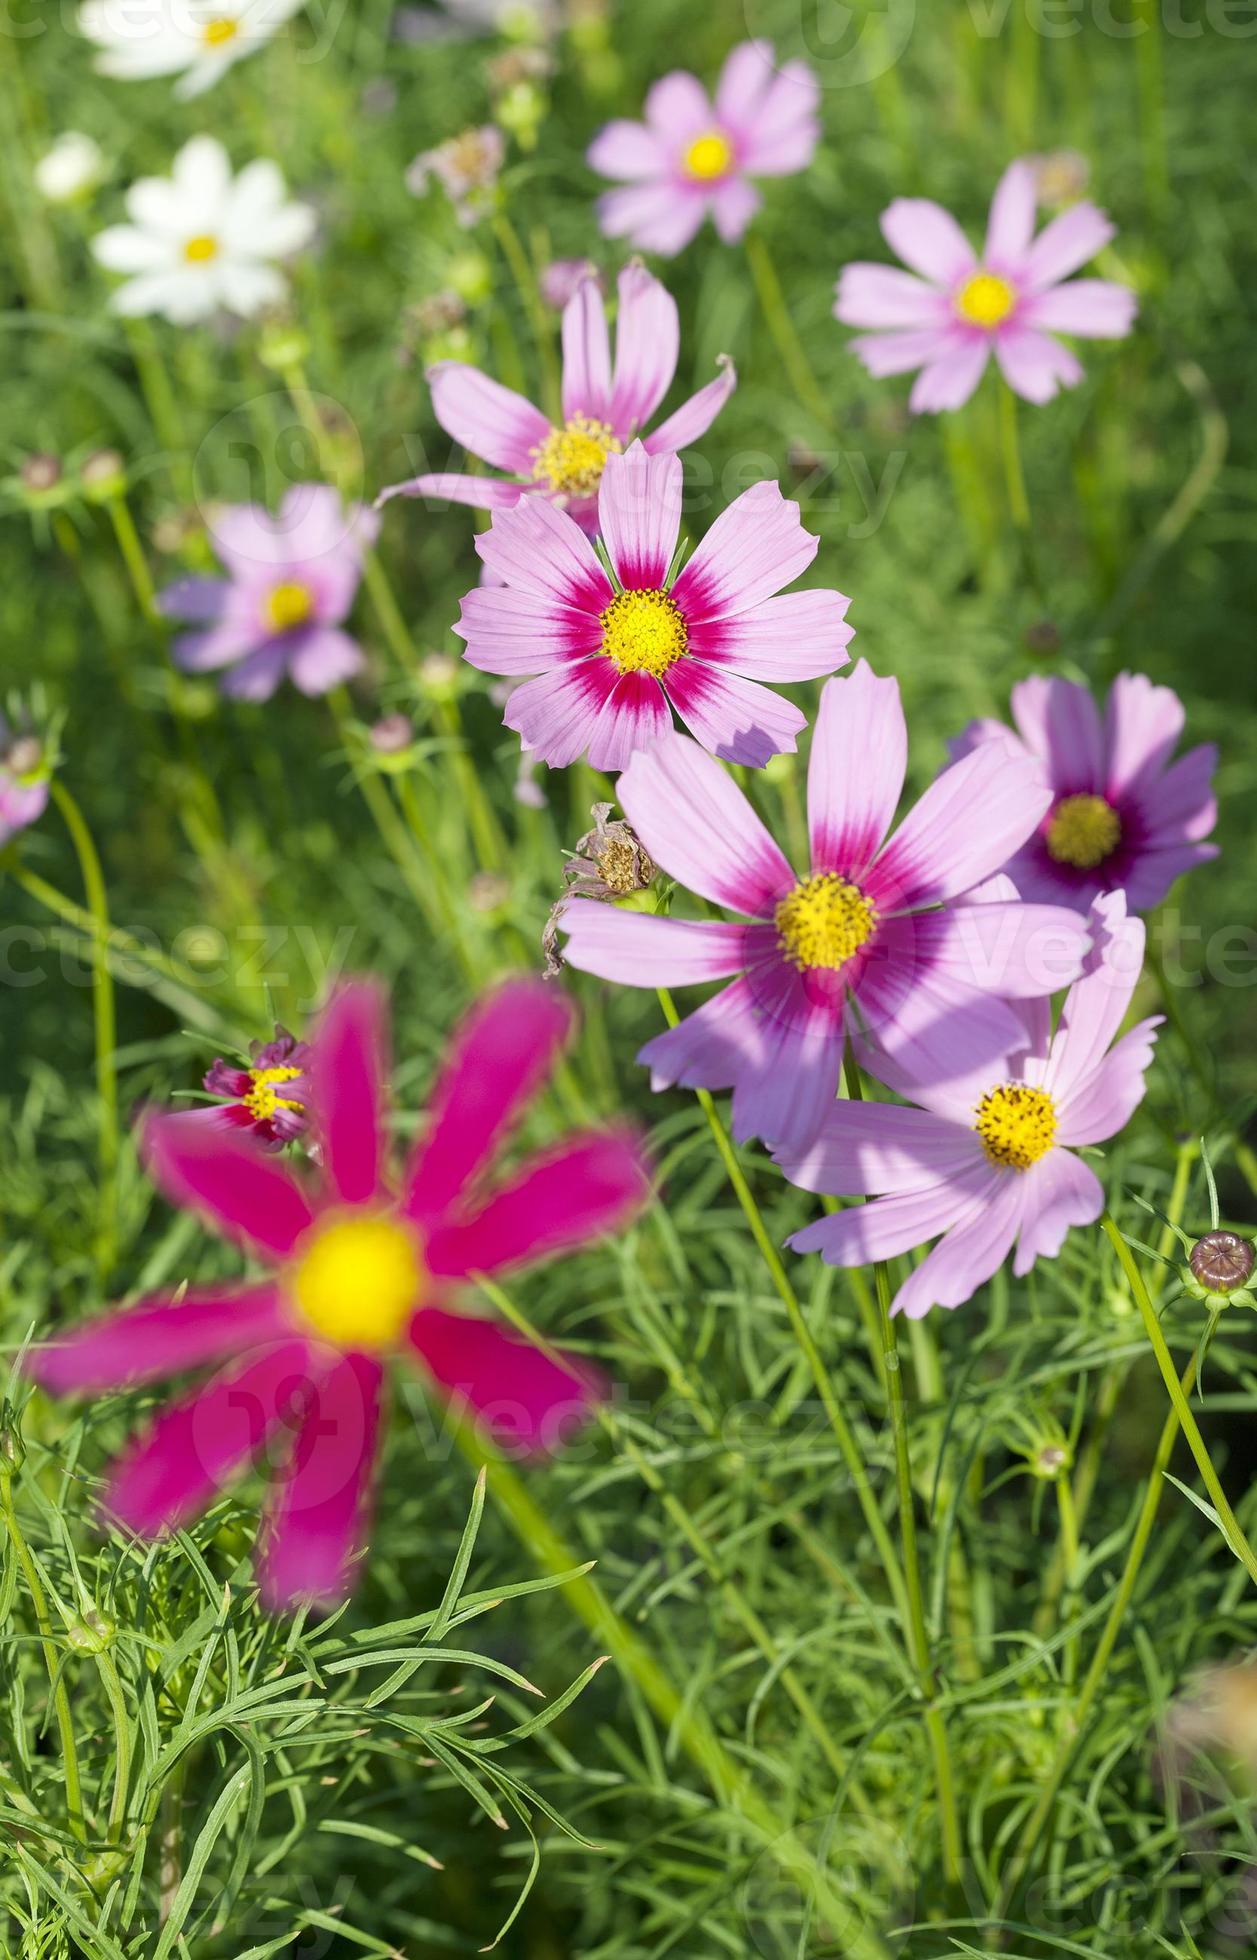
(835, 157), (1136, 411)
(560, 662), (1091, 1150)
(588, 40), (819, 257)
(776, 893), (1161, 1316)
(159, 484), (379, 701)
(455, 442), (852, 772)
(0, 715), (51, 844)
(30, 979), (649, 1610)
(379, 261), (735, 528)
(950, 671), (1218, 913)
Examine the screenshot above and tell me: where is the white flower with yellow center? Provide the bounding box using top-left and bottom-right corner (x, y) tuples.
(78, 0), (306, 99)
(91, 136), (315, 325)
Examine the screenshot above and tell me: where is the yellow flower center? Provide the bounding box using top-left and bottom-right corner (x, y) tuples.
(955, 270), (1017, 329)
(530, 416), (623, 500)
(684, 130), (734, 181)
(600, 589), (688, 679)
(291, 1212), (424, 1351)
(202, 16), (240, 45)
(264, 581), (314, 633)
(974, 1083), (1057, 1172)
(183, 233), (219, 263)
(775, 873), (878, 972)
(1045, 793), (1122, 870)
(243, 1064), (305, 1125)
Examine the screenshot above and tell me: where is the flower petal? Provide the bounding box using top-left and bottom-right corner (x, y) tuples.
(610, 262), (679, 434)
(29, 1286), (289, 1398)
(143, 1111), (314, 1261)
(1102, 671), (1185, 799)
(789, 1163), (994, 1265)
(687, 589), (852, 682)
(834, 263), (949, 330)
(595, 183), (708, 258)
(908, 337), (991, 412)
(376, 471), (525, 512)
(775, 1103), (979, 1199)
(1022, 279), (1137, 338)
(880, 197), (976, 285)
(458, 585), (602, 675)
(984, 160), (1037, 267)
(1053, 1017), (1161, 1146)
(257, 1351), (383, 1609)
(586, 119), (668, 182)
(426, 1130), (649, 1277)
(587, 671), (673, 772)
(618, 731), (793, 911)
(408, 1307), (600, 1454)
(427, 362), (551, 474)
(870, 744), (1051, 911)
(1012, 1150), (1104, 1274)
(474, 495), (612, 612)
(560, 900), (753, 986)
(598, 443), (682, 590)
(1010, 674), (1105, 792)
(561, 276), (613, 423)
(502, 659), (619, 767)
(672, 479), (817, 621)
(807, 662), (906, 879)
(311, 980), (388, 1207)
(994, 327), (1083, 404)
(643, 354), (737, 455)
(1022, 201), (1115, 288)
(893, 1172), (1026, 1317)
(909, 900), (1091, 1000)
(667, 661), (805, 768)
(288, 626), (364, 696)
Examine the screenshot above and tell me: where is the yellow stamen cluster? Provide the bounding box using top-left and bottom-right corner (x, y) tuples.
(183, 233), (220, 263)
(974, 1083), (1057, 1172)
(530, 416), (622, 500)
(955, 270), (1016, 329)
(264, 581), (315, 633)
(684, 130), (734, 181)
(1045, 793), (1121, 870)
(600, 589), (688, 679)
(775, 874), (877, 972)
(291, 1212), (424, 1351)
(202, 16), (240, 45)
(243, 1064), (305, 1125)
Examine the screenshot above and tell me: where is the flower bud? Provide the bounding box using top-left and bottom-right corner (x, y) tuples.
(1189, 1230), (1255, 1298)
(79, 448), (127, 502)
(0, 1424), (25, 1474)
(369, 712), (414, 756)
(67, 1607), (115, 1654)
(20, 453), (62, 496)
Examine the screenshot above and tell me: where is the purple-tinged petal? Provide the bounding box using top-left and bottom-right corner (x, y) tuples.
(587, 671), (672, 772)
(834, 264), (949, 330)
(458, 585), (602, 675)
(29, 1286), (289, 1398)
(598, 444), (682, 590)
(609, 262), (679, 434)
(408, 1307), (601, 1455)
(1010, 674), (1105, 792)
(1022, 279), (1136, 338)
(727, 966), (845, 1149)
(716, 42), (819, 174)
(789, 1163), (995, 1265)
(257, 1350), (383, 1609)
(672, 480), (817, 621)
(1043, 891), (1144, 1105)
(158, 576), (230, 622)
(617, 730), (794, 914)
(219, 646), (289, 701)
(994, 327), (1083, 404)
(595, 183), (708, 258)
(427, 362), (550, 474)
(848, 327), (957, 378)
(880, 198), (976, 286)
(143, 1112), (314, 1261)
(857, 946), (1032, 1101)
(774, 1104), (980, 1199)
(642, 69), (717, 141)
(908, 337), (992, 412)
(637, 975), (763, 1092)
(561, 899), (754, 987)
(426, 1129), (649, 1278)
(807, 662), (906, 880)
(667, 660), (806, 768)
(473, 494), (612, 612)
(1054, 1017), (1161, 1146)
(711, 178), (760, 243)
(503, 659), (618, 767)
(643, 354), (737, 456)
(894, 1173), (1026, 1317)
(376, 471), (525, 512)
(688, 590), (851, 684)
(909, 901), (1090, 1000)
(1022, 201), (1115, 289)
(1012, 1149), (1104, 1274)
(869, 744), (1052, 912)
(1102, 671), (1186, 799)
(288, 627), (364, 696)
(404, 979), (573, 1229)
(984, 160), (1037, 267)
(586, 118), (668, 182)
(561, 277), (613, 423)
(311, 981), (388, 1208)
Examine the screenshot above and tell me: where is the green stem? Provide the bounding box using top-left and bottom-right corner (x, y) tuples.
(998, 380), (1041, 597)
(0, 1473), (85, 1841)
(492, 212), (561, 422)
(106, 492), (161, 625)
(95, 1650), (132, 1843)
(50, 781), (118, 1276)
(744, 231), (835, 437)
(1102, 1213), (1257, 1586)
(1132, 0), (1169, 223)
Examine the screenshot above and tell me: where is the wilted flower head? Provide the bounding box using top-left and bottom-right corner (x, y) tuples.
(543, 802), (656, 973)
(34, 130), (107, 203)
(199, 1028), (313, 1148)
(78, 0), (307, 99)
(1029, 150), (1090, 209)
(405, 126), (506, 226)
(0, 700), (58, 846)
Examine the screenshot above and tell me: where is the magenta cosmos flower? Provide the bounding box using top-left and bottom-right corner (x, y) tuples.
(951, 671), (1218, 913)
(378, 262), (735, 529)
(588, 40), (819, 256)
(560, 662), (1091, 1150)
(31, 979), (648, 1609)
(775, 893), (1161, 1317)
(159, 484), (380, 701)
(455, 443), (852, 773)
(197, 1028), (314, 1148)
(834, 158), (1136, 411)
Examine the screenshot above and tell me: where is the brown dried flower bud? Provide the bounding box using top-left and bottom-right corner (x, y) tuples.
(1190, 1230), (1255, 1294)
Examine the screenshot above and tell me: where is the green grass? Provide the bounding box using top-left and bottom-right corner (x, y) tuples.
(3, 2), (1257, 1954)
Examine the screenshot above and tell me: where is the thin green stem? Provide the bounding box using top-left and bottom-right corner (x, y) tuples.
(50, 781), (118, 1276)
(492, 212), (561, 422)
(1102, 1213), (1257, 1586)
(0, 1473), (85, 1841)
(998, 380), (1041, 596)
(106, 493), (161, 625)
(95, 1650), (132, 1843)
(744, 231), (835, 437)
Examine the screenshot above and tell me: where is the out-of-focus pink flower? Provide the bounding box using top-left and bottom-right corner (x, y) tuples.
(455, 442), (851, 772)
(776, 894), (1160, 1316)
(0, 715), (52, 845)
(587, 39), (819, 256)
(950, 672), (1217, 913)
(540, 257), (603, 310)
(30, 979), (650, 1610)
(835, 158), (1136, 411)
(405, 125), (505, 226)
(198, 1029), (313, 1147)
(159, 484), (379, 701)
(560, 662), (1092, 1151)
(379, 261), (735, 529)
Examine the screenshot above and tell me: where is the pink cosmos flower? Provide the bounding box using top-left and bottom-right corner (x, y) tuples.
(588, 40), (819, 256)
(775, 893), (1161, 1317)
(560, 662), (1092, 1150)
(950, 671), (1218, 914)
(834, 158), (1136, 411)
(378, 262), (735, 528)
(455, 443), (852, 773)
(31, 979), (648, 1610)
(198, 1028), (313, 1148)
(159, 484), (380, 701)
(0, 715), (50, 844)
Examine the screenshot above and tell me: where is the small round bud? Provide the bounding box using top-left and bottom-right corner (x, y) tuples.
(1024, 619), (1061, 658)
(20, 453), (62, 495)
(5, 736), (44, 779)
(79, 448), (127, 502)
(67, 1608), (115, 1654)
(0, 1426), (25, 1474)
(1034, 1444), (1069, 1480)
(256, 322), (312, 374)
(420, 653), (459, 696)
(369, 713), (414, 756)
(1190, 1231), (1255, 1295)
(468, 871), (510, 914)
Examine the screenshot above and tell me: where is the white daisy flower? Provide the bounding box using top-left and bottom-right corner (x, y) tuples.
(78, 0), (307, 100)
(91, 136), (316, 325)
(34, 132), (109, 204)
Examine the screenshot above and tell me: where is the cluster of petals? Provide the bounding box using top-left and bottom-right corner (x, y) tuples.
(379, 262), (736, 528)
(198, 1028), (313, 1147)
(561, 661), (1092, 1150)
(30, 979), (649, 1608)
(159, 485), (378, 701)
(775, 892), (1161, 1316)
(455, 444), (853, 772)
(835, 158), (1137, 410)
(79, 0), (305, 98)
(588, 40), (819, 256)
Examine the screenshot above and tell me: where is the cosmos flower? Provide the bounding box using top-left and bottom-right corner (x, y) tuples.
(950, 671), (1218, 913)
(560, 662), (1091, 1150)
(92, 136), (315, 325)
(159, 484), (379, 701)
(30, 979), (649, 1609)
(78, 0), (306, 99)
(405, 125), (505, 227)
(588, 39), (819, 256)
(378, 262), (735, 527)
(455, 443), (851, 772)
(0, 713), (53, 845)
(197, 1028), (313, 1147)
(775, 893), (1161, 1317)
(33, 131), (108, 204)
(834, 157), (1136, 411)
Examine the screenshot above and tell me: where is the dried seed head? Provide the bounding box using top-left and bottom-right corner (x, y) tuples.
(20, 453), (62, 494)
(1190, 1230), (1255, 1294)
